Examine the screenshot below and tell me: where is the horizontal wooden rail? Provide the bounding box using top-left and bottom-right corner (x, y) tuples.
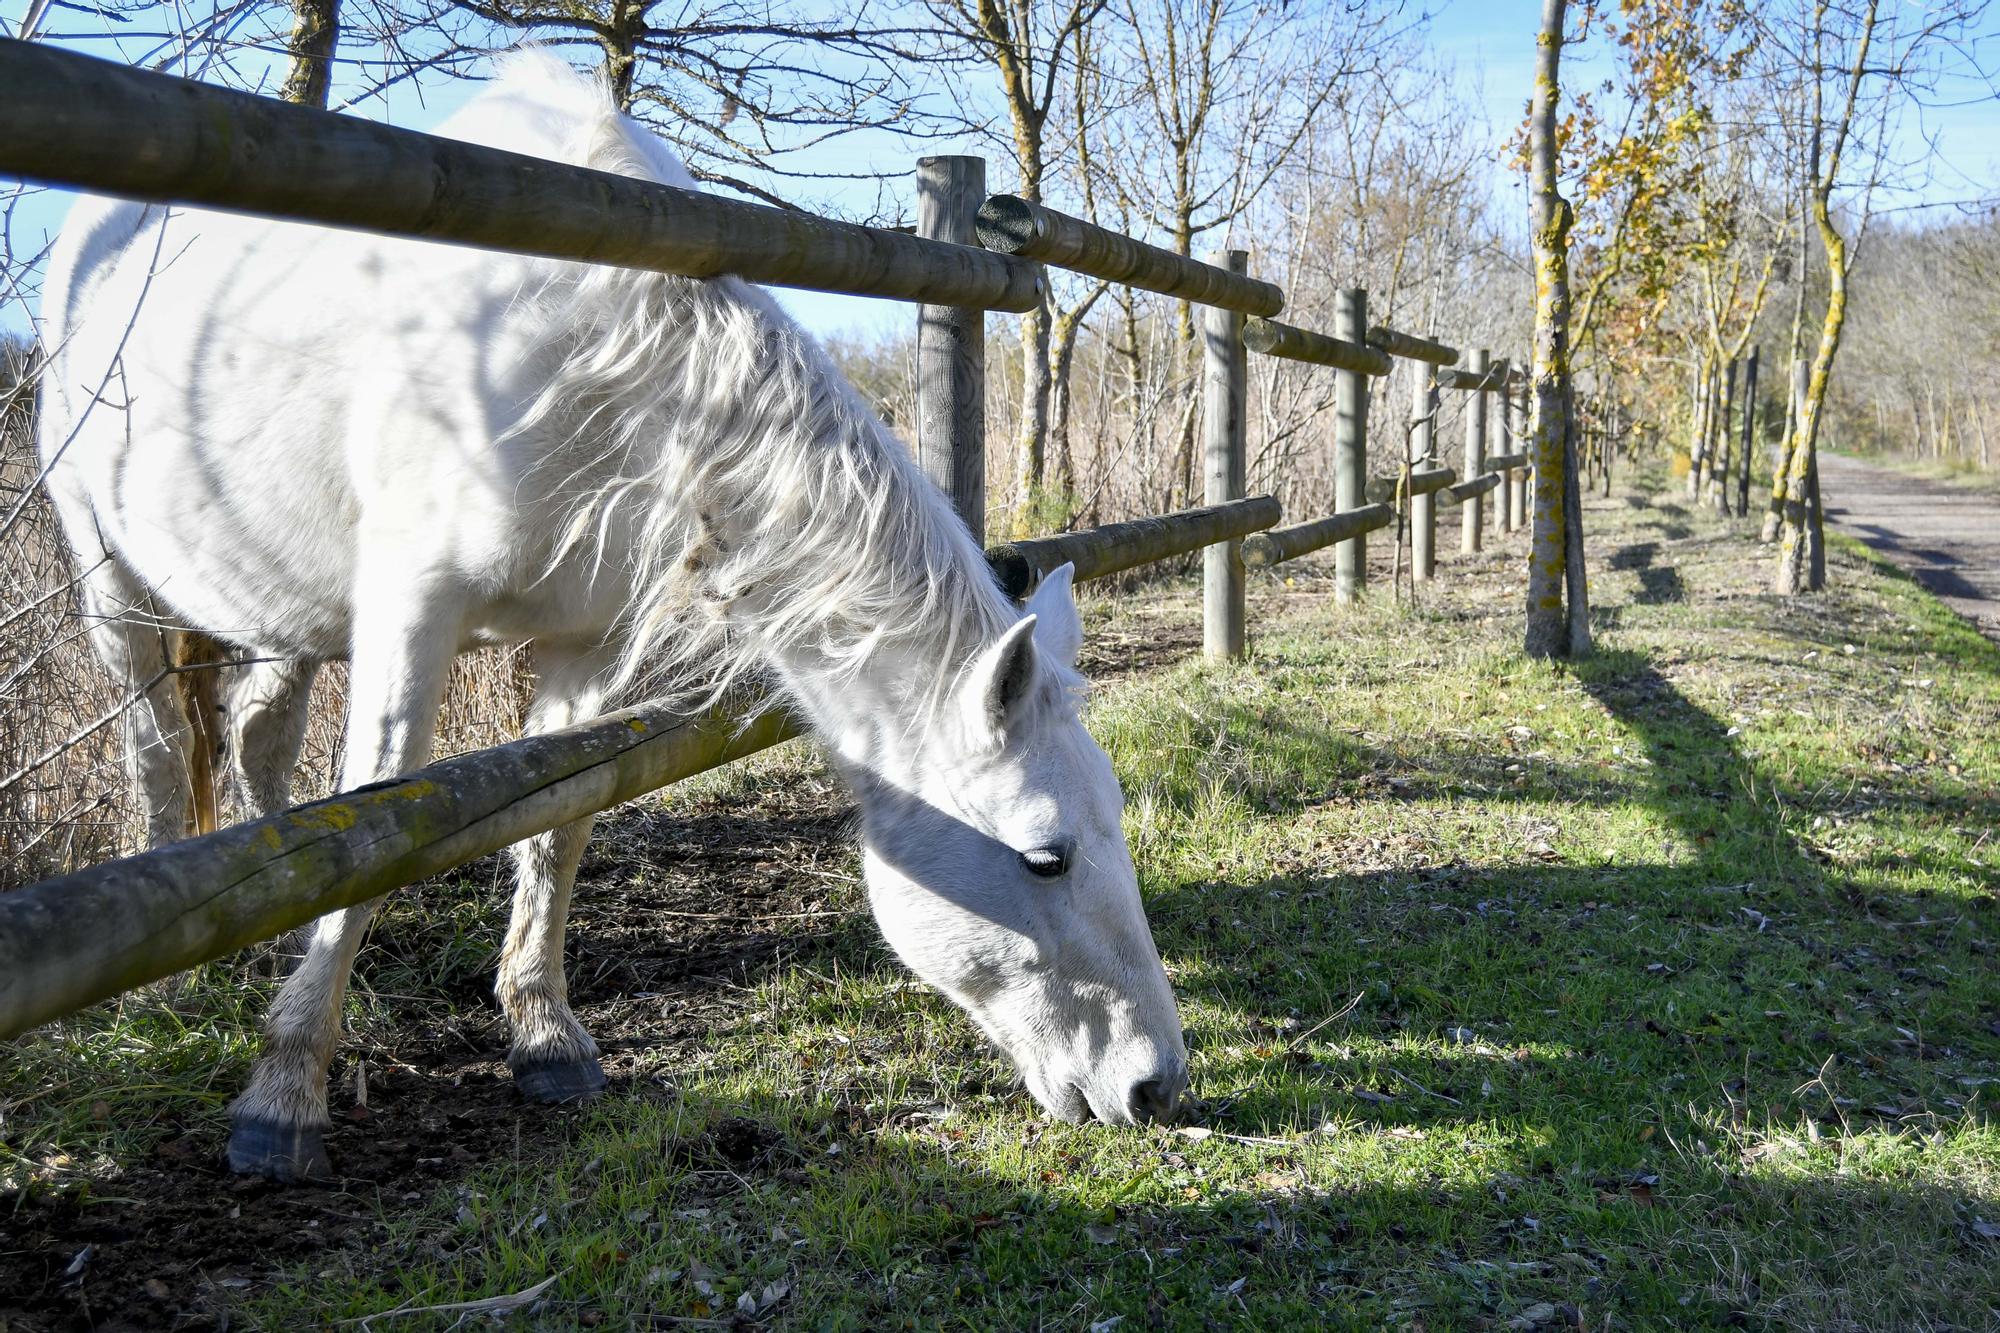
(0, 40), (1045, 313)
(1438, 366), (1510, 391)
(1404, 466), (1457, 497)
(1368, 326), (1458, 366)
(1440, 472), (1502, 505)
(1242, 318), (1392, 376)
(975, 196), (1283, 317)
(0, 496), (1286, 1036)
(0, 704), (801, 1041)
(1241, 504), (1393, 569)
(1485, 451), (1529, 471)
(987, 496), (1281, 598)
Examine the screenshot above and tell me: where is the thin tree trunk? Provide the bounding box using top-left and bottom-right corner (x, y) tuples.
(280, 0), (340, 110)
(1776, 0), (1876, 596)
(1524, 0), (1586, 659)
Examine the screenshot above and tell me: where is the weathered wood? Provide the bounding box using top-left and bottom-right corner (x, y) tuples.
(0, 704), (802, 1041)
(0, 41), (1044, 314)
(1737, 345), (1760, 516)
(1368, 325), (1458, 366)
(1243, 317), (1391, 377)
(916, 156), (989, 539)
(1242, 505), (1394, 569)
(977, 196), (1282, 317)
(1363, 466), (1457, 504)
(1506, 385), (1530, 533)
(1203, 250), (1250, 659)
(1461, 349), (1489, 553)
(1441, 472), (1503, 505)
(1334, 289), (1372, 602)
(1410, 364), (1441, 581)
(1437, 365), (1511, 392)
(985, 497), (1282, 599)
(1484, 451), (1529, 471)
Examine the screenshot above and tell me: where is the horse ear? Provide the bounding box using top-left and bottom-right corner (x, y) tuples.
(1024, 563), (1081, 668)
(962, 614), (1041, 742)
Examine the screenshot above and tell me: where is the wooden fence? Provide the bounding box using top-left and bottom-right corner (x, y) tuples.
(0, 39), (1543, 1040)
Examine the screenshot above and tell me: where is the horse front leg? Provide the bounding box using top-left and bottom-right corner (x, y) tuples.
(497, 641), (614, 1102)
(227, 587), (458, 1180)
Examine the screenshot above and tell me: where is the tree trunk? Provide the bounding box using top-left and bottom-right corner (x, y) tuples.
(280, 0), (340, 111)
(1524, 0), (1586, 659)
(1776, 218), (1851, 594)
(1013, 297), (1052, 533)
(1713, 357), (1736, 514)
(1687, 354), (1710, 499)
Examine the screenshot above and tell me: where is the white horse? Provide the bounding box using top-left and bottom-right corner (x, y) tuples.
(36, 54), (1188, 1179)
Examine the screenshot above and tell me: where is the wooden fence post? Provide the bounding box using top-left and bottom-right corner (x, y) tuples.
(1410, 358), (1439, 581)
(1715, 356), (1737, 514)
(1204, 250), (1249, 659)
(1334, 287), (1369, 603)
(916, 155), (987, 542)
(1462, 349), (1489, 554)
(1736, 345), (1759, 516)
(1493, 359), (1513, 535)
(1504, 376), (1520, 528)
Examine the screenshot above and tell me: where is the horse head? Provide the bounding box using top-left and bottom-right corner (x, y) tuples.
(853, 565), (1189, 1124)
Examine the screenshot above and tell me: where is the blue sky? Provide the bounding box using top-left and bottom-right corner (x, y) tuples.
(5, 0), (1996, 340)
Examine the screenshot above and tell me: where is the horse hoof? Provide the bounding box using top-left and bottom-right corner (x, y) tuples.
(512, 1055), (607, 1104)
(226, 1116), (331, 1181)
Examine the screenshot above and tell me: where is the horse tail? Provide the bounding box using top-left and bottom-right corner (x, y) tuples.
(169, 631), (225, 835)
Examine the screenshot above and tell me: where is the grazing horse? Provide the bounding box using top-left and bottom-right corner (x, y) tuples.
(37, 54), (1188, 1179)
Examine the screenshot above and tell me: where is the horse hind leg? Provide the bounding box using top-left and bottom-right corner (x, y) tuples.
(227, 656), (319, 820)
(74, 558), (196, 848)
(496, 641), (614, 1103)
(227, 582), (458, 1180)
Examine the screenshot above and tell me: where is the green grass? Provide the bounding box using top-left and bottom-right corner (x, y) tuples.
(6, 473), (2000, 1330)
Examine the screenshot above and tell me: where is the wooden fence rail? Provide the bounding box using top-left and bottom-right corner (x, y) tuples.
(0, 41), (1570, 1038)
(1242, 505), (1394, 569)
(976, 196), (1283, 317)
(0, 41), (1045, 314)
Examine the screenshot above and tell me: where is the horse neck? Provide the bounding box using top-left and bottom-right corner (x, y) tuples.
(564, 271), (1014, 759)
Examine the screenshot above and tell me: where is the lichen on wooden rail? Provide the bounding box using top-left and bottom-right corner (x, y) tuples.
(1241, 504), (1394, 568)
(1242, 318), (1391, 376)
(976, 196), (1283, 317)
(0, 40), (1044, 313)
(986, 496), (1282, 599)
(1367, 325), (1458, 366)
(0, 496), (1291, 1036)
(0, 705), (800, 1041)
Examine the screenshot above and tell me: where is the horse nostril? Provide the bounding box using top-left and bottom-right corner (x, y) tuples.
(1128, 1073), (1183, 1123)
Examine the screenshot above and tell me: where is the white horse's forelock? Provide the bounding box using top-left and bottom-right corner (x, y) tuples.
(472, 54), (1020, 732)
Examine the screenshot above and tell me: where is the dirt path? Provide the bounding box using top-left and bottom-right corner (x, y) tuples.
(1819, 451), (2000, 640)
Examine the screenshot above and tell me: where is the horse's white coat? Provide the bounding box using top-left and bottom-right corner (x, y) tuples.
(37, 53), (1187, 1155)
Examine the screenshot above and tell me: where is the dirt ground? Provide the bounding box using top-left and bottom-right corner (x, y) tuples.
(0, 774), (864, 1333)
(1820, 451), (2000, 642)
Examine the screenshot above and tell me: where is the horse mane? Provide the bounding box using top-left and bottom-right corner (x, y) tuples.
(450, 54), (1020, 730)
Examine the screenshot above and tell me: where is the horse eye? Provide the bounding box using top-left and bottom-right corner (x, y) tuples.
(1020, 847), (1070, 879)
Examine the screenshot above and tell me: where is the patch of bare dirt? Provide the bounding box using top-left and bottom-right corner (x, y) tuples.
(0, 774), (865, 1333)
